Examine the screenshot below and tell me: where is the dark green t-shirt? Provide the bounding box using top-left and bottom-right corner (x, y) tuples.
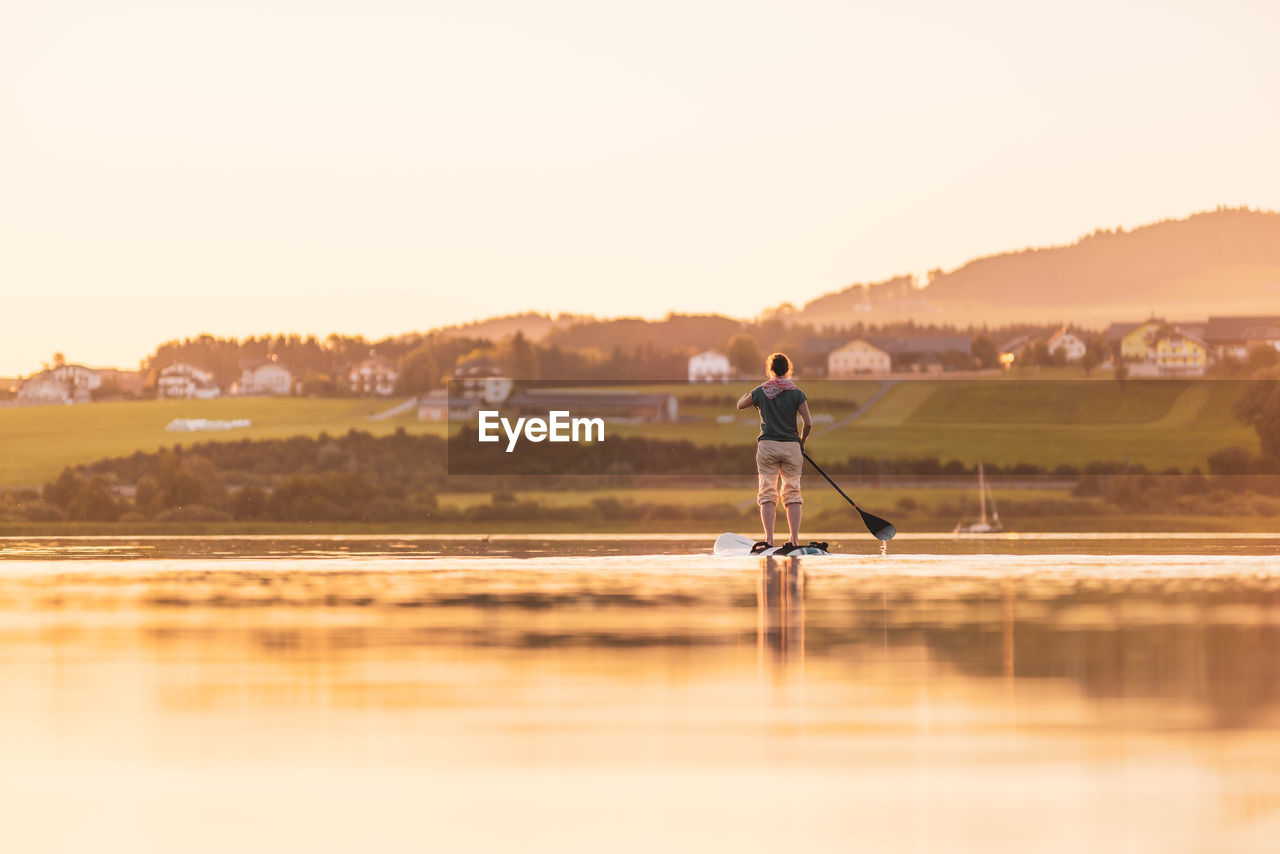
(750, 386), (807, 442)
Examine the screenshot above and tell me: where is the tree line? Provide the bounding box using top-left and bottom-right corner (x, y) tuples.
(126, 316), (1082, 399)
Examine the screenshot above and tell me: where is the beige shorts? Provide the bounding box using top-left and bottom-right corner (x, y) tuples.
(756, 440), (802, 506)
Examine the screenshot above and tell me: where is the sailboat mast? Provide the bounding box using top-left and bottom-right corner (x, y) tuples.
(977, 462), (987, 527)
(988, 468), (1000, 525)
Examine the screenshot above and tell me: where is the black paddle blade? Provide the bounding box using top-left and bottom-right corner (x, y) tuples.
(858, 508), (896, 540)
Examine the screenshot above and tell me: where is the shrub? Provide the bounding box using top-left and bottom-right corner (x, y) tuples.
(1208, 446), (1256, 476)
(19, 501), (65, 522)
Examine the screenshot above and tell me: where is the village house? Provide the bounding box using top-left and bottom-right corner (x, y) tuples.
(452, 358), (514, 404)
(1203, 316), (1280, 361)
(688, 350), (732, 383)
(16, 364), (102, 405)
(797, 337), (846, 376)
(826, 340), (891, 376)
(458, 376), (514, 404)
(1106, 318), (1206, 363)
(158, 363), (222, 399)
(998, 335), (1031, 368)
(869, 336), (972, 373)
(238, 358), (294, 395)
(1116, 319), (1165, 362)
(417, 389), (482, 422)
(420, 360), (514, 420)
(1155, 329), (1208, 377)
(345, 355), (399, 396)
(16, 374), (73, 405)
(1046, 328), (1087, 363)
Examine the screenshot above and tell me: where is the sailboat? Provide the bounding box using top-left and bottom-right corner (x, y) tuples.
(953, 461), (1003, 534)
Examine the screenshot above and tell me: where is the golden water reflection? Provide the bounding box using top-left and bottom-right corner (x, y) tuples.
(0, 542), (1278, 852)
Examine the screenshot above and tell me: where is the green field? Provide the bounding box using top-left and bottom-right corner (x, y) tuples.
(0, 397), (445, 487)
(825, 380), (1255, 470)
(0, 380), (1261, 487)
(615, 380), (1258, 471)
(634, 380), (883, 404)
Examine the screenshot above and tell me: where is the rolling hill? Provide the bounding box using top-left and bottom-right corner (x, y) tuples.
(793, 208), (1280, 327)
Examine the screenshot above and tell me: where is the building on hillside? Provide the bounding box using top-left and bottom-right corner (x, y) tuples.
(826, 340), (891, 376)
(504, 389), (678, 423)
(1104, 320), (1143, 352)
(16, 374), (72, 405)
(345, 355), (399, 396)
(238, 359), (294, 395)
(158, 363), (221, 399)
(998, 335), (1031, 368)
(797, 337), (847, 376)
(1155, 330), (1208, 377)
(51, 364), (101, 402)
(1107, 318), (1205, 362)
(417, 389), (482, 421)
(1117, 319), (1165, 362)
(50, 364), (101, 391)
(1046, 328), (1087, 363)
(449, 355), (514, 401)
(16, 364), (101, 405)
(1203, 316), (1280, 360)
(452, 375), (513, 405)
(869, 337), (972, 372)
(688, 350), (732, 383)
(418, 391), (447, 421)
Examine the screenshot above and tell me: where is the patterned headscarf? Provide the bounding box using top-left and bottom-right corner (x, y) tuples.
(759, 377), (799, 399)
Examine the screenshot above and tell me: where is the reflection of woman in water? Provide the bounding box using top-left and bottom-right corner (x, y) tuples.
(736, 353), (813, 554)
(757, 560), (805, 667)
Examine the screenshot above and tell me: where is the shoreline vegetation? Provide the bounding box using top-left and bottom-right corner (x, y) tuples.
(1, 428), (1277, 536)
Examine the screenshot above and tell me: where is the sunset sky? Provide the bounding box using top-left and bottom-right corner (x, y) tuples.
(2, 0), (1278, 375)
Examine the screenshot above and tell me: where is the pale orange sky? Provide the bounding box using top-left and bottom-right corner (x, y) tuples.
(2, 0), (1278, 375)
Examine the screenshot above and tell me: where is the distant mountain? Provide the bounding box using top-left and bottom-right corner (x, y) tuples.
(793, 208), (1280, 327)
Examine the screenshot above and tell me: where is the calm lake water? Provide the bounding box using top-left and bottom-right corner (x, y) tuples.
(1, 534), (1278, 853)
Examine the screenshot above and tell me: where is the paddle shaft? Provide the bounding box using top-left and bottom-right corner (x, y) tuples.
(802, 452), (859, 510)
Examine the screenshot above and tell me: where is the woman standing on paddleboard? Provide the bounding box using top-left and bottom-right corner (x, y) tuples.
(736, 352), (813, 554)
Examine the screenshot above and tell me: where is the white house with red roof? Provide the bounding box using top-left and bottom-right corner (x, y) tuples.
(1046, 328), (1087, 363)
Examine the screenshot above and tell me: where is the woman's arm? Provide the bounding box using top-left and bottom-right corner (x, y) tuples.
(736, 390), (756, 411)
(798, 401), (812, 448)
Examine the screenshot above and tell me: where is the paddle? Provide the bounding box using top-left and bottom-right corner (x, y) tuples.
(802, 451), (896, 541)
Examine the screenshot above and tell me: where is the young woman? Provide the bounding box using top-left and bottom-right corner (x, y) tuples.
(736, 352), (813, 554)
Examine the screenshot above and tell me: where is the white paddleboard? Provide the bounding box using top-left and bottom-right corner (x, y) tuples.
(713, 532), (831, 556)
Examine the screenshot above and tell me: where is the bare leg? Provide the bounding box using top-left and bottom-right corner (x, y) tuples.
(785, 502), (802, 545)
(759, 501), (776, 545)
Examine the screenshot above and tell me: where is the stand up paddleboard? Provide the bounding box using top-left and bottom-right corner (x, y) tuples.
(713, 532), (832, 556)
